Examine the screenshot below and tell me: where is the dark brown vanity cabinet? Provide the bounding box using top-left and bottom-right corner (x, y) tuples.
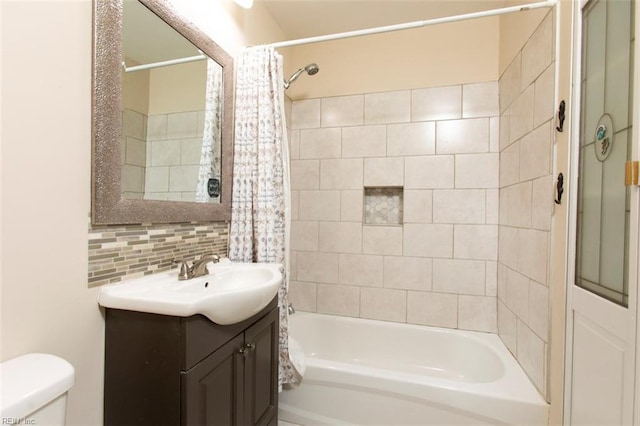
(104, 298), (279, 426)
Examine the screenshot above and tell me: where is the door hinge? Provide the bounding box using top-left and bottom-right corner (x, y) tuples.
(625, 161), (639, 186)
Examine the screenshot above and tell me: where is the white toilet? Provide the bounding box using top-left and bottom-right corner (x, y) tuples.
(0, 353), (75, 425)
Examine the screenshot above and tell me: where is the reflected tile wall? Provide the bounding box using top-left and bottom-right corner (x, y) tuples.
(145, 110), (206, 202)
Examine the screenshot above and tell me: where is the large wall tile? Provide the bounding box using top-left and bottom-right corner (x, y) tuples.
(433, 190), (486, 224)
(458, 295), (497, 332)
(147, 114), (167, 141)
(521, 13), (554, 90)
(291, 221), (319, 251)
(167, 112), (198, 139)
(403, 190), (433, 223)
(516, 321), (546, 392)
(436, 118), (490, 154)
(534, 65), (555, 128)
(498, 225), (519, 270)
(297, 252), (339, 283)
(403, 224), (453, 258)
(529, 280), (550, 342)
(169, 165), (198, 192)
(486, 261), (498, 296)
(318, 221), (363, 254)
(506, 267), (530, 321)
(300, 128), (341, 159)
(498, 300), (517, 354)
(407, 291), (458, 328)
(463, 81), (499, 118)
(531, 176), (553, 230)
(455, 153), (499, 189)
(291, 160), (320, 190)
(387, 122), (435, 156)
(362, 225), (403, 255)
(486, 189), (499, 225)
(291, 98), (321, 129)
(322, 95), (364, 127)
(339, 253), (384, 287)
(365, 90), (411, 124)
(341, 190), (364, 222)
(509, 85), (535, 144)
(454, 225), (498, 260)
(433, 258), (486, 295)
(360, 287), (407, 322)
(500, 141), (520, 187)
(289, 129), (300, 159)
(506, 182), (533, 228)
(405, 155), (454, 189)
(517, 228), (549, 285)
(342, 125), (387, 158)
(298, 190), (341, 221)
(317, 284), (360, 317)
(364, 157), (404, 186)
(289, 281), (317, 312)
(499, 54), (521, 113)
(412, 85), (462, 121)
(519, 122), (552, 181)
(320, 158), (363, 189)
(383, 256), (432, 291)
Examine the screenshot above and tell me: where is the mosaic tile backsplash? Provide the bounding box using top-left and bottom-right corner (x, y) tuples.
(88, 219), (229, 287)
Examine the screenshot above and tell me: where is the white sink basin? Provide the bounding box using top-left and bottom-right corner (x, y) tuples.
(97, 259), (282, 325)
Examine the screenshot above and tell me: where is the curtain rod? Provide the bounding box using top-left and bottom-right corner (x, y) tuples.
(266, 0), (557, 49)
(122, 54), (206, 73)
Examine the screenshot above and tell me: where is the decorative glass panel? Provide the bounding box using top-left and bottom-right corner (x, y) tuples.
(576, 0), (634, 306)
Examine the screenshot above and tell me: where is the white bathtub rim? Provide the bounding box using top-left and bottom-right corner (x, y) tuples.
(280, 402), (355, 426)
(291, 363), (548, 426)
(302, 357), (545, 405)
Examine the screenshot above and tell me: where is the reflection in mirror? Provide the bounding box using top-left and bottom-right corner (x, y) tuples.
(92, 0), (234, 224)
(121, 0), (222, 203)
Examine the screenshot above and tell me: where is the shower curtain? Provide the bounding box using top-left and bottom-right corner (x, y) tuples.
(229, 46), (298, 387)
(196, 59), (223, 202)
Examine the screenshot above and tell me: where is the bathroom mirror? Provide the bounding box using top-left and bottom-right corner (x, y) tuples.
(92, 0), (234, 224)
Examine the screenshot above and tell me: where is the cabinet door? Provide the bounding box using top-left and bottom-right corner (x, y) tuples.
(243, 308), (279, 426)
(182, 333), (244, 426)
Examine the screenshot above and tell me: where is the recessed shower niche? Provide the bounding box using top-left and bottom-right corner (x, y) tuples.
(364, 187), (403, 225)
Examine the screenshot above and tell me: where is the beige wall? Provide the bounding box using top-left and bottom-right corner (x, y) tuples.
(499, 6), (549, 75)
(122, 60), (151, 114)
(147, 61), (206, 115)
(1, 1), (104, 425)
(0, 1), (285, 425)
(285, 17), (499, 100)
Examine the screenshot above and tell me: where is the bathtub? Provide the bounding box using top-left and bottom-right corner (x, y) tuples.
(279, 313), (549, 425)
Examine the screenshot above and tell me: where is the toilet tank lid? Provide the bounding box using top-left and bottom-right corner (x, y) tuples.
(0, 353), (75, 419)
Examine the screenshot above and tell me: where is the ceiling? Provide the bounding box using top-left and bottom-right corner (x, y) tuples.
(257, 0), (512, 40)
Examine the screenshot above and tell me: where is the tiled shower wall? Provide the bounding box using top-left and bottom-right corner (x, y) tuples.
(497, 11), (554, 399)
(287, 81), (500, 333)
(121, 108), (208, 201)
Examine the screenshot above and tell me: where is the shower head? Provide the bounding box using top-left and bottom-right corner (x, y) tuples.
(284, 63), (319, 89)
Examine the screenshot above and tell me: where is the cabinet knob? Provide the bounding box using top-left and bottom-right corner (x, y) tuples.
(238, 342), (256, 356)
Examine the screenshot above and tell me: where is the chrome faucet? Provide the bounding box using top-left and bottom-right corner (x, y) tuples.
(175, 254), (221, 281)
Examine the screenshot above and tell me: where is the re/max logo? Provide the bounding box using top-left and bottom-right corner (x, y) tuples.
(1, 418), (35, 425)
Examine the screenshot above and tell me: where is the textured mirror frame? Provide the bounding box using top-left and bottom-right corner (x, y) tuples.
(92, 0), (234, 224)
